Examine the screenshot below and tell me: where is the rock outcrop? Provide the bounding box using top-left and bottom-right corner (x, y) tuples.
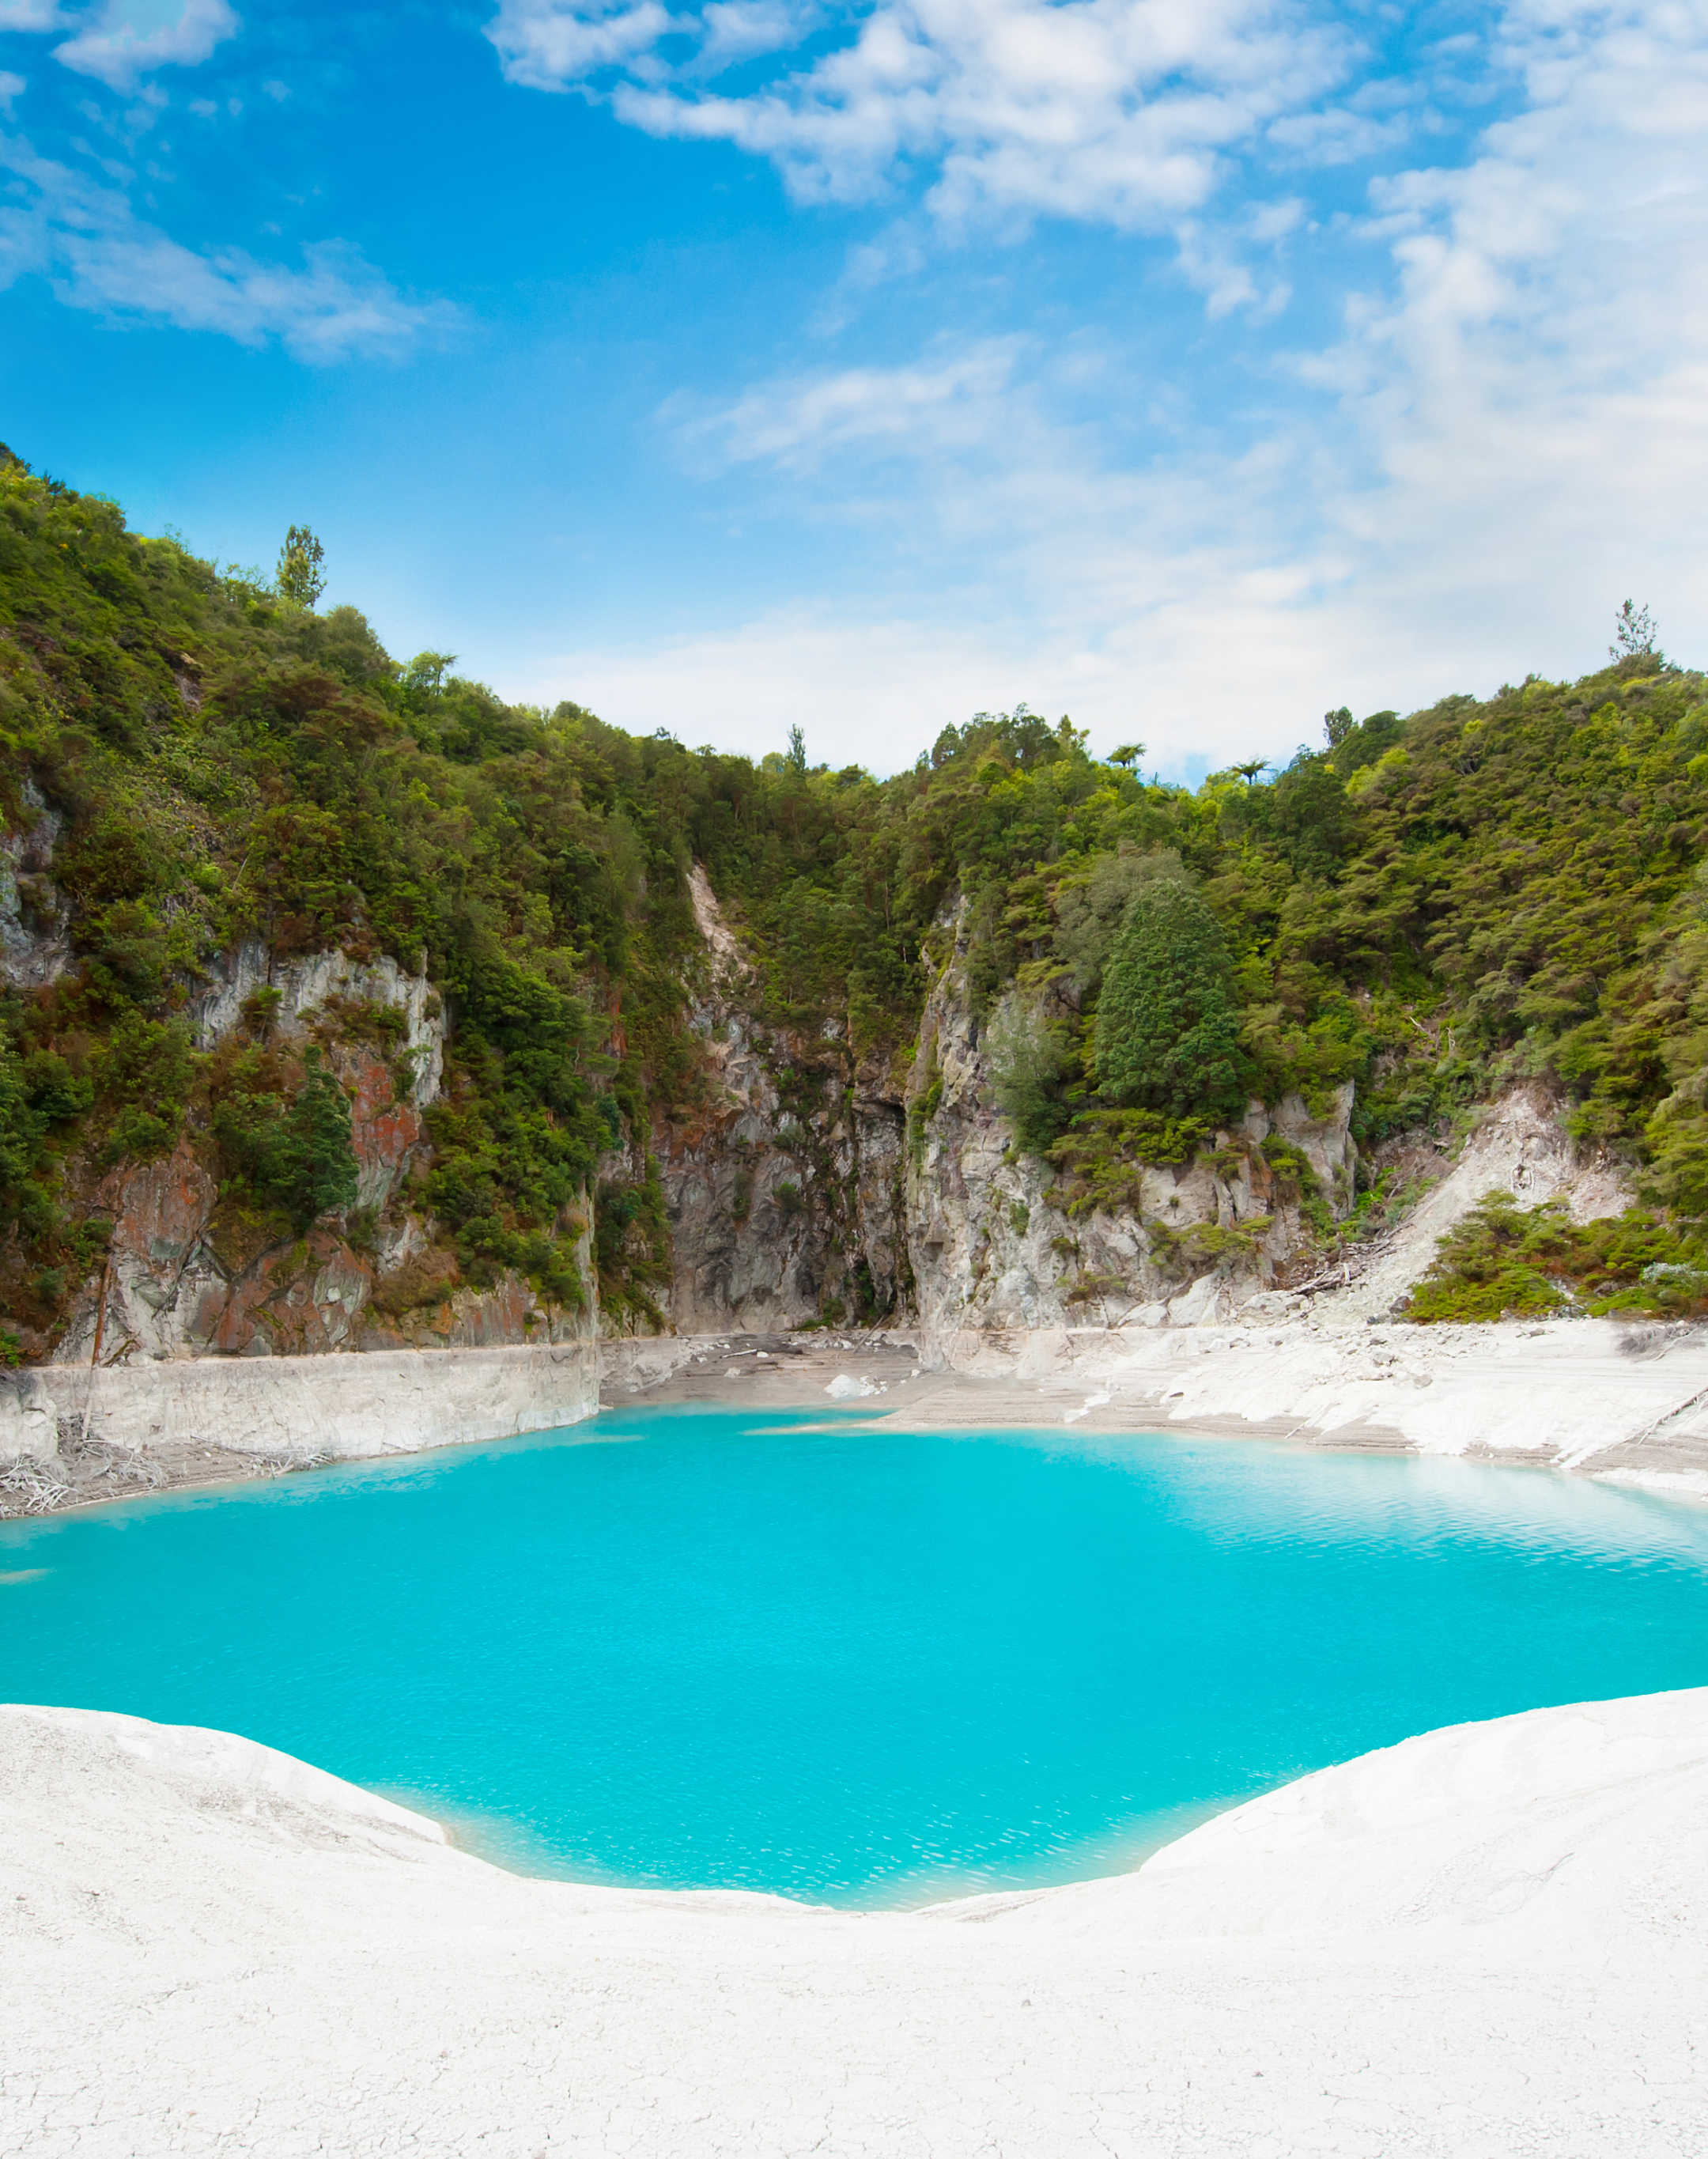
(652, 870), (1637, 1355)
(652, 868), (910, 1333)
(46, 942), (591, 1375)
(901, 921), (1359, 1359)
(0, 777), (71, 991)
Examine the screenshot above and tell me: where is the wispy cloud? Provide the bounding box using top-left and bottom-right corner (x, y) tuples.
(487, 0), (673, 92)
(0, 1), (66, 29)
(523, 2), (1708, 769)
(677, 337), (1026, 472)
(489, 0), (1359, 233)
(53, 0), (239, 91)
(0, 130), (453, 359)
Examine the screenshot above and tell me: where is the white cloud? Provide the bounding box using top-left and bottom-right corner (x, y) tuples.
(490, 0), (1355, 230)
(512, 612), (1040, 768)
(486, 0), (675, 93)
(511, 596), (1378, 778)
(0, 1), (63, 28)
(0, 71), (25, 108)
(699, 0), (820, 67)
(54, 0), (238, 92)
(678, 336), (1023, 471)
(0, 130), (452, 359)
(516, 2), (1708, 771)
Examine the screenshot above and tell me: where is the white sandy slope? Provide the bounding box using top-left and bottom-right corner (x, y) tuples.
(2, 1696), (1706, 2157)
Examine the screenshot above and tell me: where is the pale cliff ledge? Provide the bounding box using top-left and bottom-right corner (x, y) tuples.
(0, 1340), (599, 1514)
(2, 1688), (1704, 2156)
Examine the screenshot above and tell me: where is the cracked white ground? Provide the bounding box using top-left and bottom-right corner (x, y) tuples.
(2, 1690), (1705, 2157)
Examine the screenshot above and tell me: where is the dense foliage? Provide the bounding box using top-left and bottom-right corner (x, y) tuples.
(3, 444), (1708, 1346)
(1400, 1193), (1708, 1323)
(1094, 881), (1244, 1121)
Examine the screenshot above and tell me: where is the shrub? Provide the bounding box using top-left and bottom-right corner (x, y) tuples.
(1400, 1193), (1708, 1322)
(214, 1047), (358, 1228)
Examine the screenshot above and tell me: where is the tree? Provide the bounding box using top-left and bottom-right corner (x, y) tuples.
(1611, 599), (1660, 662)
(1270, 751), (1353, 877)
(786, 723), (808, 776)
(986, 994), (1070, 1154)
(1109, 741), (1145, 768)
(1231, 758), (1270, 785)
(1323, 706), (1354, 747)
(1055, 847), (1188, 995)
(404, 650), (455, 693)
(1094, 881), (1245, 1121)
(0, 1023), (42, 1227)
(277, 525), (327, 610)
(279, 1050), (358, 1224)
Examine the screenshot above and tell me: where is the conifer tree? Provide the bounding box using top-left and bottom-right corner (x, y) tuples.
(1094, 883), (1245, 1121)
(281, 1049), (358, 1224)
(277, 525), (327, 610)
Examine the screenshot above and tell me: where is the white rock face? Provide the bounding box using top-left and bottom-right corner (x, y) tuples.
(662, 872), (1376, 1344)
(665, 872), (1646, 1355)
(2, 1340), (597, 1473)
(657, 868), (909, 1332)
(1310, 1080), (1633, 1322)
(2, 1689), (1703, 2157)
(903, 926), (1360, 1358)
(192, 940), (445, 1107)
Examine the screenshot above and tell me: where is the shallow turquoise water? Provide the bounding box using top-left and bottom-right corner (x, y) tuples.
(3, 1407), (1707, 1905)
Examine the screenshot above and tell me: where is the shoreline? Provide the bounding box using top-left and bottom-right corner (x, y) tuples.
(4, 1688), (1705, 2155)
(603, 1317), (1708, 1502)
(8, 1314), (1708, 1518)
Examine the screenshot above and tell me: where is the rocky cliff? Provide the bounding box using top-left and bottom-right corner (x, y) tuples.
(652, 875), (1360, 1349)
(653, 872), (1641, 1358)
(652, 868), (911, 1334)
(899, 912), (1366, 1359)
(2, 829), (1633, 1402)
(0, 840), (596, 1377)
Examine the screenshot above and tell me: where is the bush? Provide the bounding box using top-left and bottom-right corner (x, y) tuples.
(0, 1025), (43, 1216)
(92, 1015), (198, 1165)
(214, 1046), (358, 1228)
(1045, 1108), (1210, 1218)
(1401, 1193), (1708, 1322)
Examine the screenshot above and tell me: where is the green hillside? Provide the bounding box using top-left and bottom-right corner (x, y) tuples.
(4, 445), (1708, 1352)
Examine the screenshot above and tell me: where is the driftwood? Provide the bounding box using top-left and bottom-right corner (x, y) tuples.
(0, 1458), (72, 1516)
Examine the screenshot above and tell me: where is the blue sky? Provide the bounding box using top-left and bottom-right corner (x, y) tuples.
(2, 1), (1705, 777)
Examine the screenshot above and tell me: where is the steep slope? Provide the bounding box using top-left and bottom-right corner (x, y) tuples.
(5, 444), (1708, 1374)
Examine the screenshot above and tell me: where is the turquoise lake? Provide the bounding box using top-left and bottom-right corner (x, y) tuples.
(4, 1407), (1708, 1905)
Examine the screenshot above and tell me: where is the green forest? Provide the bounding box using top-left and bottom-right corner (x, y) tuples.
(4, 445), (1708, 1352)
